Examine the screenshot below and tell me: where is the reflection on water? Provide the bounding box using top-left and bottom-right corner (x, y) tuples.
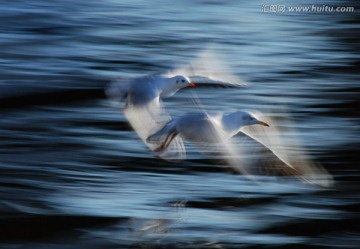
(0, 0), (359, 248)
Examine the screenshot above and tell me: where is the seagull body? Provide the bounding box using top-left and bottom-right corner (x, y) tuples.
(147, 111), (268, 152)
(107, 74), (195, 107)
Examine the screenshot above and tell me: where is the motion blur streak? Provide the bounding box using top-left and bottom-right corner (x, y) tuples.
(0, 0), (359, 248)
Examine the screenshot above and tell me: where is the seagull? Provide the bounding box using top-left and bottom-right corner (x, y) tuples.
(146, 111), (268, 152)
(147, 110), (333, 187)
(106, 74), (196, 159)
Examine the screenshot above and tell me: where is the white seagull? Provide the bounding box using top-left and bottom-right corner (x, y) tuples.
(147, 111), (269, 151)
(106, 74), (196, 159)
(147, 110), (333, 187)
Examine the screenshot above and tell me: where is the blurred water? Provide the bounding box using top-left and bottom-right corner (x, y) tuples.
(0, 0), (359, 248)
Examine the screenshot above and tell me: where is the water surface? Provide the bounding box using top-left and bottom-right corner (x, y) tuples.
(0, 0), (359, 248)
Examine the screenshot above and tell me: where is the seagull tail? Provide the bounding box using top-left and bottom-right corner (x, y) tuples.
(105, 78), (130, 101)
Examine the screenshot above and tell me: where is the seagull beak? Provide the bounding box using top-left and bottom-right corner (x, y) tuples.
(258, 120), (270, 127)
(188, 82), (196, 87)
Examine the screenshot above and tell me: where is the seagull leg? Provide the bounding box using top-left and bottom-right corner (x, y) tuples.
(153, 131), (178, 153)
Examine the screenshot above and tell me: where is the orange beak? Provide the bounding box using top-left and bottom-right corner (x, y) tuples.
(258, 121), (270, 127)
(188, 82), (196, 87)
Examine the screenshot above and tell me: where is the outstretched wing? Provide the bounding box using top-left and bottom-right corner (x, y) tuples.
(239, 111), (333, 187)
(164, 48), (246, 88)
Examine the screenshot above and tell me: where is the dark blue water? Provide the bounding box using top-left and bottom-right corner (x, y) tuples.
(0, 0), (359, 248)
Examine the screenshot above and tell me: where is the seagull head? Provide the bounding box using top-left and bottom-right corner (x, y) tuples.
(161, 75), (196, 97)
(221, 111), (269, 137)
(244, 112), (269, 127)
(225, 111), (269, 128)
(173, 75), (196, 88)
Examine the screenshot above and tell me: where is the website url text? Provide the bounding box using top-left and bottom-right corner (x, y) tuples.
(261, 5), (355, 13)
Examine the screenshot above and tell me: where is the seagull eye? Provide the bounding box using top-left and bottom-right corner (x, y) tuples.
(181, 79), (185, 83)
